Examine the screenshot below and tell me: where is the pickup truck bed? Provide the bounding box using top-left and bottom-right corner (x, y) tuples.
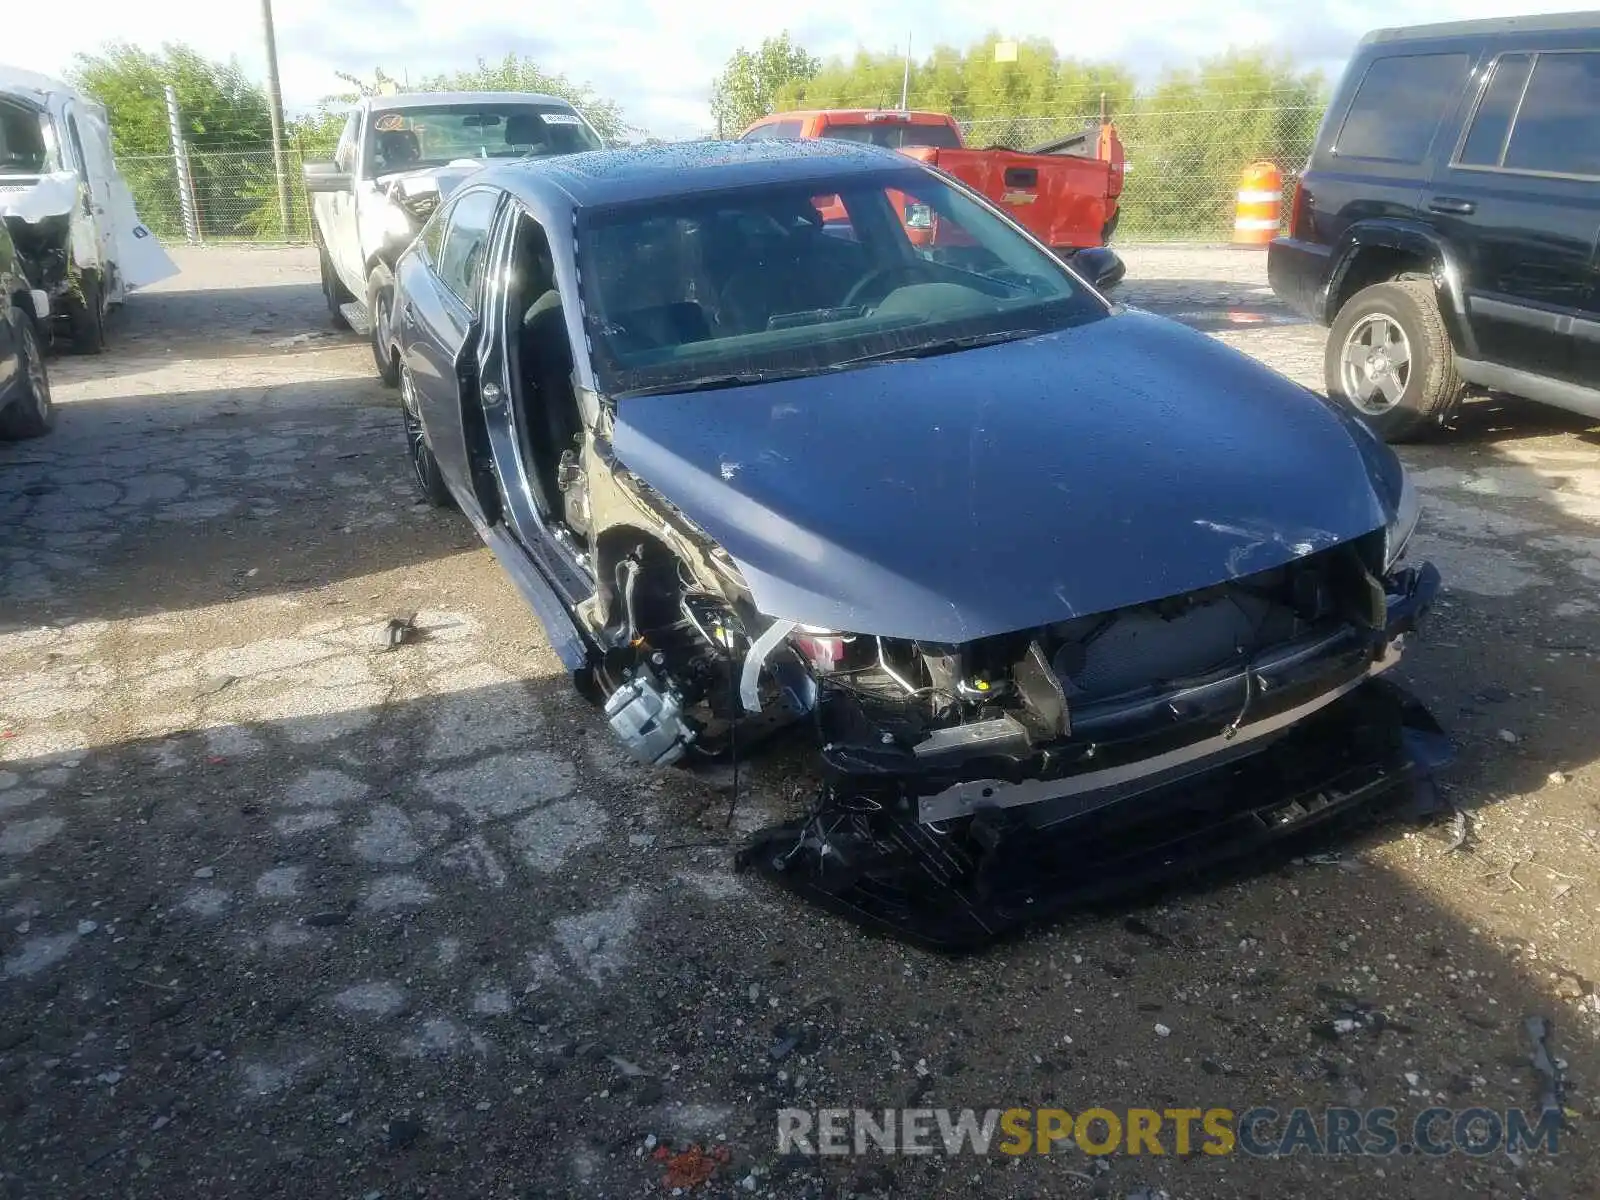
(901, 139), (1123, 253)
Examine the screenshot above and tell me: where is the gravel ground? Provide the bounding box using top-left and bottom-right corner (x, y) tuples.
(1, 244), (1597, 1200)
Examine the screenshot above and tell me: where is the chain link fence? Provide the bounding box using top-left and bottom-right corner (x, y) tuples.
(959, 103), (1322, 241)
(120, 104), (1324, 246)
(120, 142), (337, 245)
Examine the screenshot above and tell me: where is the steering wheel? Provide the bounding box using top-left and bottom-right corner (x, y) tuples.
(842, 263), (929, 311)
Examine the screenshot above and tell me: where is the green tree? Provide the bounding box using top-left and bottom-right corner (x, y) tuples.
(71, 42), (279, 241)
(710, 33), (821, 135)
(70, 42), (271, 157)
(768, 34), (1135, 149)
(1116, 49), (1326, 238)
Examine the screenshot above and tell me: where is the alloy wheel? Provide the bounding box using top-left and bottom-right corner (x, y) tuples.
(1339, 314), (1412, 415)
(400, 368), (429, 491)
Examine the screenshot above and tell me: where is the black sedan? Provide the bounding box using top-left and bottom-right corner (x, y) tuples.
(0, 220), (51, 439)
(391, 140), (1446, 947)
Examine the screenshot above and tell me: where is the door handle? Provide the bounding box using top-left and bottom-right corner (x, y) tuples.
(1427, 197), (1476, 215)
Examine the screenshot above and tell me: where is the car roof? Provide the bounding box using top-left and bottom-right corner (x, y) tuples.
(481, 138), (914, 210)
(368, 91), (581, 111)
(1360, 10), (1600, 47)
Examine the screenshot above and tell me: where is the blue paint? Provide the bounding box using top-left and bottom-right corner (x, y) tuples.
(613, 309), (1402, 641)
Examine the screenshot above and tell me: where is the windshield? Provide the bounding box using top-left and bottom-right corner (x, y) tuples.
(578, 168), (1106, 396)
(819, 122), (962, 150)
(365, 103), (601, 174)
(0, 100), (51, 175)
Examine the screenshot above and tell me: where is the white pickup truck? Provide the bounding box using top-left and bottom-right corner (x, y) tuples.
(304, 91), (604, 385)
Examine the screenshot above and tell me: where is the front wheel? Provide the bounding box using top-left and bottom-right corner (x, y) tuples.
(367, 266), (399, 387)
(400, 366), (453, 508)
(0, 316), (54, 439)
(1325, 280), (1462, 442)
(319, 245), (352, 330)
(66, 269), (105, 354)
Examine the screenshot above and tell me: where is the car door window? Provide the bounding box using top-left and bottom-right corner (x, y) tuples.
(1334, 53), (1470, 163)
(435, 189), (501, 309)
(333, 112), (359, 174)
(1501, 51), (1600, 178)
(418, 202), (448, 265)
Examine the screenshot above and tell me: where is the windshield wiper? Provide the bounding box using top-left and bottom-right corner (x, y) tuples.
(837, 328), (1045, 367)
(615, 330), (1049, 398)
(616, 369), (824, 399)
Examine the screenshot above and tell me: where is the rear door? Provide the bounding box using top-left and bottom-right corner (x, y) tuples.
(402, 185), (503, 500)
(1427, 46), (1600, 384)
(1312, 48), (1475, 248)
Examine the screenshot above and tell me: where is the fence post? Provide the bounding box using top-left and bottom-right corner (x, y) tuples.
(164, 86), (200, 245)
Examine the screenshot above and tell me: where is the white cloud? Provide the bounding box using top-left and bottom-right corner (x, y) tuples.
(2, 0), (1569, 137)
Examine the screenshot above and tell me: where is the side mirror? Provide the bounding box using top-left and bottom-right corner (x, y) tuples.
(1065, 246), (1125, 292)
(303, 162), (353, 193)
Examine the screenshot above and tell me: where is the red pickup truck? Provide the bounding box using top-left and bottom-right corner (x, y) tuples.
(739, 108), (1125, 285)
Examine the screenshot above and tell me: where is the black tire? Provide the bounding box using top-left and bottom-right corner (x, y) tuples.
(0, 315), (54, 439)
(367, 265), (399, 388)
(400, 366), (453, 508)
(319, 245), (353, 331)
(1325, 279), (1462, 443)
(66, 269), (105, 354)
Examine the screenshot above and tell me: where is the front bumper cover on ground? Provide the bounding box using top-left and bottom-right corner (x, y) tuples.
(737, 563), (1449, 951)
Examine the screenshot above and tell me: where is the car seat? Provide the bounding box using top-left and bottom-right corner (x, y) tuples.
(376, 129), (421, 170)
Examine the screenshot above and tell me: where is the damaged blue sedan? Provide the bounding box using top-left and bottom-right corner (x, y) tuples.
(391, 139), (1446, 948)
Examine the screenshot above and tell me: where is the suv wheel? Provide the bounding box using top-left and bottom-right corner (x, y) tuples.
(0, 316), (53, 439)
(1325, 279), (1462, 442)
(319, 246), (353, 331)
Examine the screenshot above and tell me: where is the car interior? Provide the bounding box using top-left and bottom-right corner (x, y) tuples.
(505, 212), (583, 526)
(573, 181), (1082, 397)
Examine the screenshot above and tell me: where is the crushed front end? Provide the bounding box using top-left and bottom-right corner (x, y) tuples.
(727, 531), (1448, 948)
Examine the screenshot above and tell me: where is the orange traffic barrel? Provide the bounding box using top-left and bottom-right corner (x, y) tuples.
(1232, 162), (1282, 246)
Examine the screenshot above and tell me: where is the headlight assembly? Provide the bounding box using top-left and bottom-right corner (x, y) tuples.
(1385, 468), (1420, 568)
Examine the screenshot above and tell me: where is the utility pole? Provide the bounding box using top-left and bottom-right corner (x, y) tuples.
(899, 33), (911, 111)
(259, 0), (291, 234)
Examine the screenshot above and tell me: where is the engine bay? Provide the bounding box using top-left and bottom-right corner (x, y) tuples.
(594, 529), (1402, 786)
(579, 524), (1443, 947)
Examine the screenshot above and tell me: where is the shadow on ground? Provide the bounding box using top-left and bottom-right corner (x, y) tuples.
(0, 665), (1594, 1199)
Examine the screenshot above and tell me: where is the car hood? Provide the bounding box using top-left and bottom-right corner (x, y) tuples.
(610, 309), (1399, 642)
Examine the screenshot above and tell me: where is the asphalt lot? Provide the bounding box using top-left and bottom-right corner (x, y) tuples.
(1, 244), (1598, 1200)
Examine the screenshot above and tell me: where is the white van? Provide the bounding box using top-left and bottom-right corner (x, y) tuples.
(0, 66), (176, 352)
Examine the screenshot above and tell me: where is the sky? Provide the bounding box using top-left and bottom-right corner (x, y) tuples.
(2, 1), (1575, 138)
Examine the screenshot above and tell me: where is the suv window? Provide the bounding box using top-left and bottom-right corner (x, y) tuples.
(436, 189), (500, 307)
(1504, 51), (1600, 177)
(1334, 53), (1470, 163)
(1456, 51), (1600, 178)
(1457, 54), (1533, 167)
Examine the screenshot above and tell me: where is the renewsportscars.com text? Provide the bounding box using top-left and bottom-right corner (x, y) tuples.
(777, 1106), (1562, 1158)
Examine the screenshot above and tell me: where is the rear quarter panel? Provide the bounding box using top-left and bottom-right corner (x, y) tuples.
(913, 148), (1115, 250)
(1301, 37), (1485, 254)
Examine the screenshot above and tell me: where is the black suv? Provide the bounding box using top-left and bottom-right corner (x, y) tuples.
(1270, 14), (1599, 441)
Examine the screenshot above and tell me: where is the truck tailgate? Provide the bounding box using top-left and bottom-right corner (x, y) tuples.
(906, 147), (1118, 252)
